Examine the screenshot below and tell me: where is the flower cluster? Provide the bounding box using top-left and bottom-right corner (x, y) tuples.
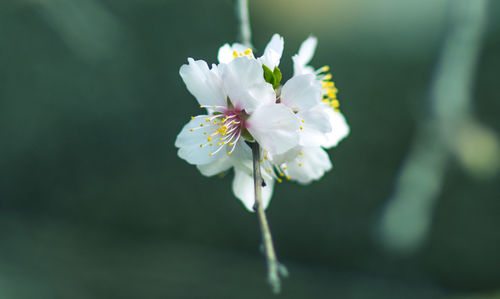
(175, 34), (349, 211)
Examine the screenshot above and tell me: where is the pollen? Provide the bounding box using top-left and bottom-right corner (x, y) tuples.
(286, 175), (291, 180)
(191, 116), (194, 120)
(227, 152), (231, 155)
(277, 178), (282, 183)
(298, 163), (303, 166)
(301, 119), (305, 123)
(299, 151), (303, 155)
(300, 126), (303, 130)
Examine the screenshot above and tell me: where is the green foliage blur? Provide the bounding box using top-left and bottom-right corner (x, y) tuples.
(1, 0), (500, 298)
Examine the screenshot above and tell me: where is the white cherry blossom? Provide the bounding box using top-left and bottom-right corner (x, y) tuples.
(175, 33), (350, 211)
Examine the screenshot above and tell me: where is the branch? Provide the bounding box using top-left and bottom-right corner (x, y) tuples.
(235, 0), (252, 48)
(377, 0), (497, 255)
(251, 142), (284, 294)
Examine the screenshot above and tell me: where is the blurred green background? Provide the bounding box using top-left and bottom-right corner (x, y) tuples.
(1, 0), (500, 298)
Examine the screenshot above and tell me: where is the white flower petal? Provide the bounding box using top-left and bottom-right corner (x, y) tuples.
(232, 168), (275, 212)
(246, 104), (300, 155)
(217, 43), (248, 64)
(197, 137), (253, 176)
(258, 33), (284, 69)
(220, 57), (275, 113)
(269, 146), (301, 166)
(175, 115), (227, 165)
(298, 36), (317, 64)
(297, 107), (332, 147)
(280, 74), (322, 111)
(287, 147), (332, 184)
(292, 55), (315, 76)
(196, 155), (232, 177)
(179, 58), (227, 107)
(322, 109), (350, 148)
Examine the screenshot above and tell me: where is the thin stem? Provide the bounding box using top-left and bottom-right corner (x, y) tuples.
(251, 142), (283, 294)
(236, 0), (284, 293)
(235, 0), (252, 48)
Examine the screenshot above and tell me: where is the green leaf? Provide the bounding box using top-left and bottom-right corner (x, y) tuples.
(272, 66), (282, 89)
(262, 65), (275, 86)
(241, 128), (255, 142)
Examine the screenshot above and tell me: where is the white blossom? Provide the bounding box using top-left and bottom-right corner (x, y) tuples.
(175, 34), (349, 211)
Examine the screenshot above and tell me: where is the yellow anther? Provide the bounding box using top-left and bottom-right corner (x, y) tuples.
(209, 143), (213, 146)
(323, 73), (332, 80)
(298, 163), (303, 166)
(233, 50), (238, 58)
(232, 120), (236, 124)
(191, 116), (195, 120)
(228, 142), (233, 146)
(299, 151), (303, 155)
(208, 153), (212, 156)
(260, 159), (263, 162)
(207, 137), (212, 141)
(213, 120), (217, 124)
(331, 100), (340, 108)
(217, 143), (221, 146)
(203, 132), (207, 135)
(300, 126), (303, 130)
(279, 173), (285, 177)
(327, 91), (337, 99)
(205, 118), (210, 122)
(301, 119), (305, 123)
(200, 123), (204, 127)
(320, 65), (330, 72)
(324, 82), (334, 88)
(286, 175), (290, 180)
(199, 144), (203, 148)
(222, 141), (226, 145)
(283, 166), (287, 170)
(212, 105), (216, 109)
(264, 155), (268, 160)
(334, 108), (341, 113)
(189, 129), (194, 132)
(227, 152), (231, 155)
(244, 48), (252, 55)
(277, 178), (282, 183)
